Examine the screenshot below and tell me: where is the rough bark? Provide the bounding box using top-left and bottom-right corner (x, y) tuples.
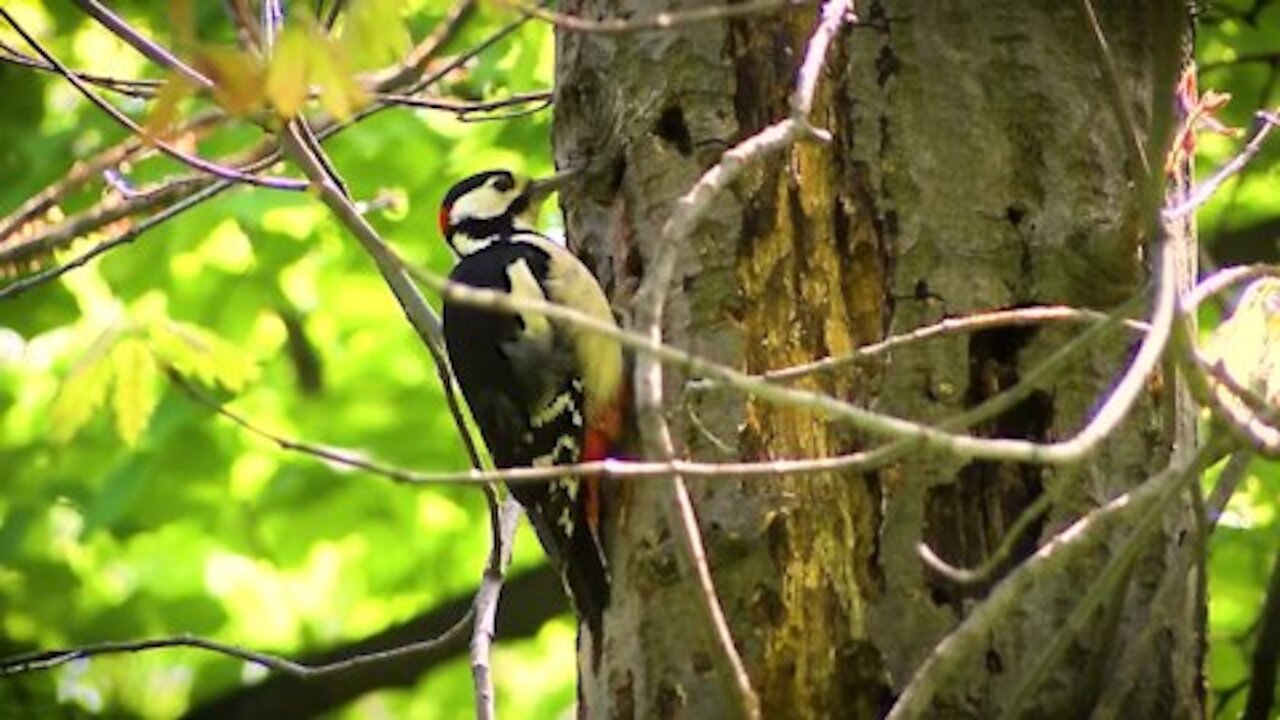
(554, 1), (1200, 717)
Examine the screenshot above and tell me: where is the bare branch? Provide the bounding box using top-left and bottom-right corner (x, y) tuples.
(0, 175), (206, 272)
(1187, 347), (1280, 455)
(73, 0), (214, 90)
(624, 1), (853, 715)
(173, 290), (1140, 492)
(1085, 449), (1248, 720)
(0, 111), (222, 249)
(1205, 451), (1254, 529)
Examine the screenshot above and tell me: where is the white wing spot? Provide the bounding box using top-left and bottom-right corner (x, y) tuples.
(558, 506), (574, 535)
(506, 259), (551, 338)
(532, 392), (577, 428)
(532, 435), (579, 467)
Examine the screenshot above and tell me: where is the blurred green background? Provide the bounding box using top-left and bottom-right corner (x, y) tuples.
(0, 0), (1278, 717)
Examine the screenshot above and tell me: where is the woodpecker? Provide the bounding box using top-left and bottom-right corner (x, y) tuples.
(438, 169), (625, 638)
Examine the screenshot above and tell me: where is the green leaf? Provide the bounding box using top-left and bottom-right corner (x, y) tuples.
(110, 337), (159, 446)
(196, 45), (268, 118)
(148, 320), (258, 392)
(49, 330), (118, 444)
(341, 0), (410, 70)
(310, 36), (367, 122)
(266, 26), (312, 119)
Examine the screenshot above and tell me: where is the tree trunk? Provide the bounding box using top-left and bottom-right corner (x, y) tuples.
(553, 1), (1200, 717)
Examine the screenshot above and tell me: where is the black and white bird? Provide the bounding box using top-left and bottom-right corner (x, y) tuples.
(438, 169), (625, 639)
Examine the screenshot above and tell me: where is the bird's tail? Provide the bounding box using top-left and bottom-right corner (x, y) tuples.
(522, 497), (610, 642)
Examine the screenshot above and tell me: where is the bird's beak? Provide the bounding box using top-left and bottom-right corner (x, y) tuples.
(526, 167), (582, 205)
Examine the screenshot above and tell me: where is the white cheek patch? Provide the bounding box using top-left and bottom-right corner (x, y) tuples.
(450, 185), (511, 225)
(506, 259), (552, 338)
(450, 233), (494, 256)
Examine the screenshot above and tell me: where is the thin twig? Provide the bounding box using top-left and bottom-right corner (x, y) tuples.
(0, 176), (207, 271)
(1188, 348), (1280, 455)
(1205, 450), (1253, 529)
(1077, 0), (1151, 178)
(369, 0), (477, 92)
(761, 305), (1149, 382)
(73, 0), (214, 90)
(1183, 263), (1280, 311)
(998, 442), (1221, 720)
(0, 181), (233, 301)
(0, 109), (222, 248)
(0, 10), (308, 192)
(918, 492), (1054, 587)
(0, 611), (474, 678)
(0, 41), (162, 97)
(1163, 110), (1280, 221)
(375, 90), (552, 119)
(1085, 448), (1247, 720)
(624, 1), (852, 716)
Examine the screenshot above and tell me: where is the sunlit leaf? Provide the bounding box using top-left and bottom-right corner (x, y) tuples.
(341, 0), (410, 70)
(310, 38), (368, 121)
(148, 321), (258, 392)
(195, 46), (267, 117)
(265, 26), (313, 119)
(110, 337), (159, 446)
(143, 73), (195, 140)
(49, 330), (119, 444)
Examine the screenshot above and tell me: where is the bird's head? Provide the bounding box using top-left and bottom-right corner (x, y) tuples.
(439, 168), (581, 257)
(438, 169), (531, 257)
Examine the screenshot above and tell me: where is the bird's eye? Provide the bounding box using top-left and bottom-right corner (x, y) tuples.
(492, 173), (515, 192)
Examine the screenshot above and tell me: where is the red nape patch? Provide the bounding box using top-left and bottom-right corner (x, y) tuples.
(583, 427), (612, 463)
(438, 206), (450, 236)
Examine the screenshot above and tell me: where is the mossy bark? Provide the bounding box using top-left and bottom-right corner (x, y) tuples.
(553, 1), (1200, 717)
